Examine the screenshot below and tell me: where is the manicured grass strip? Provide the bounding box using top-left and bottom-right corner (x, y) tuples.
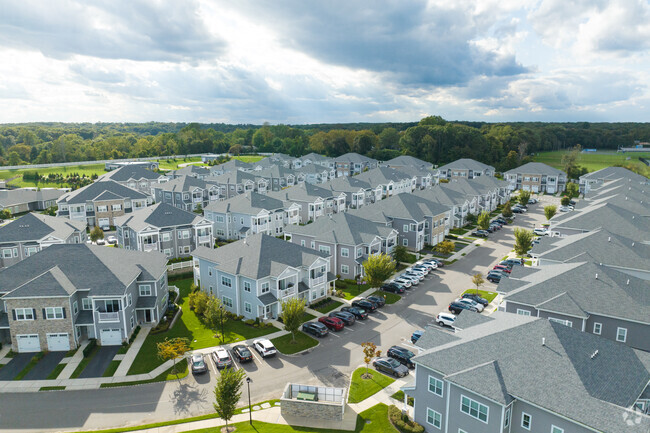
(102, 360), (121, 377)
(461, 289), (498, 304)
(46, 363), (66, 380)
(348, 367), (395, 404)
(299, 312), (316, 323)
(102, 359), (188, 388)
(334, 279), (368, 300)
(271, 331), (319, 355)
(128, 278), (278, 375)
(313, 300), (343, 314)
(40, 386), (65, 391)
(5, 350), (17, 358)
(371, 290), (401, 305)
(14, 352), (45, 381)
(71, 344), (99, 378)
(390, 390), (414, 407)
(449, 228), (469, 235)
(233, 155), (265, 163)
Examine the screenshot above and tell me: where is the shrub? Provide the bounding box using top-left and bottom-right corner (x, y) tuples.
(83, 339), (97, 358)
(388, 405), (425, 433)
(244, 319), (255, 326)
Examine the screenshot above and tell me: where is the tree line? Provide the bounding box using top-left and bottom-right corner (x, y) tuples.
(1, 118), (649, 172)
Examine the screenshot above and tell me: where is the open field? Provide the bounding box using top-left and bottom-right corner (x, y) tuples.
(532, 150), (650, 175)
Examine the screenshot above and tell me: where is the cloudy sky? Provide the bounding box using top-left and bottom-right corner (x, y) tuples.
(0, 0), (649, 124)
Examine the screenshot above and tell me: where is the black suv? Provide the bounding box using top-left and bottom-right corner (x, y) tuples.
(341, 306), (368, 319)
(449, 300), (478, 314)
(387, 346), (416, 369)
(352, 299), (377, 312)
(381, 283), (405, 294)
(366, 296), (386, 308)
(302, 321), (329, 337)
(487, 273), (503, 283)
(328, 311), (356, 325)
(461, 293), (489, 307)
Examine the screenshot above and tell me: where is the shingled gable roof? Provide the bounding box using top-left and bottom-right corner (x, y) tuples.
(0, 188), (65, 207)
(172, 165), (211, 177)
(504, 161), (566, 176)
(0, 212), (85, 243)
(99, 165), (162, 182)
(334, 152), (378, 164)
(382, 155), (433, 170)
(285, 212), (396, 245)
(205, 191), (285, 214)
(154, 175), (214, 192)
(324, 176), (374, 193)
(575, 190), (650, 214)
(267, 182), (337, 202)
(353, 166), (416, 185)
(208, 170), (257, 184)
(413, 185), (469, 209)
(211, 159), (252, 172)
(580, 166), (649, 183)
(0, 244), (166, 298)
(4, 266), (77, 299)
(192, 233), (330, 280)
(437, 158), (494, 172)
(413, 314), (650, 433)
(59, 180), (147, 204)
(349, 192), (450, 223)
(114, 202), (204, 231)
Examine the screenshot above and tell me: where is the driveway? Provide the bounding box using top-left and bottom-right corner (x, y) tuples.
(0, 354), (32, 381)
(78, 346), (120, 378)
(23, 352), (67, 381)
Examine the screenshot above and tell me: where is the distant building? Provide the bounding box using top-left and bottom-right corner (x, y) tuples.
(104, 161), (159, 171)
(504, 162), (567, 193)
(437, 158), (495, 181)
(0, 188), (65, 215)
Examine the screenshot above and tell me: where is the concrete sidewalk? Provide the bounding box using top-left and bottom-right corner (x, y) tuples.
(58, 340), (89, 380)
(114, 326), (152, 376)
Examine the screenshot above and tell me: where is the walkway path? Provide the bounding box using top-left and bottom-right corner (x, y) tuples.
(58, 340), (89, 380)
(114, 326), (152, 376)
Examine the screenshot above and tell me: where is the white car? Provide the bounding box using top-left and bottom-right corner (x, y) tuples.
(391, 277), (412, 288)
(418, 260), (438, 270)
(533, 228), (548, 236)
(405, 267), (427, 277)
(399, 273), (420, 285)
(436, 312), (456, 328)
(559, 205), (573, 212)
(106, 236), (118, 245)
(96, 238), (106, 245)
(253, 338), (277, 358)
(456, 298), (484, 313)
(404, 271), (425, 281)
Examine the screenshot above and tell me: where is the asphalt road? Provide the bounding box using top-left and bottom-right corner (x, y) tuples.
(0, 206), (547, 433)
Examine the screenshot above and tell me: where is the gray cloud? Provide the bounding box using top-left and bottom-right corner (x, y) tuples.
(0, 0), (226, 62)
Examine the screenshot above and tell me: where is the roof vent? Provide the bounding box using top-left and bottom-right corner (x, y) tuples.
(608, 236), (611, 242)
(590, 350), (599, 359)
(626, 279), (630, 285)
(243, 238), (247, 245)
(632, 242), (635, 246)
(595, 273), (598, 279)
(542, 338), (546, 346)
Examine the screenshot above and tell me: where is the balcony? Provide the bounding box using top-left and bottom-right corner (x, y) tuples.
(143, 242), (158, 252)
(97, 312), (120, 323)
(193, 196), (203, 203)
(310, 275), (326, 286)
(70, 211), (86, 219)
(198, 235), (211, 244)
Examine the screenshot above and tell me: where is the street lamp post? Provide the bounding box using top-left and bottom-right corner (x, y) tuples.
(219, 305), (225, 344)
(246, 377), (252, 425)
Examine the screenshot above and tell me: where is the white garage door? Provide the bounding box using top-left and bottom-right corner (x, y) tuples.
(97, 218), (110, 227)
(100, 328), (122, 346)
(16, 334), (41, 353)
(46, 333), (70, 352)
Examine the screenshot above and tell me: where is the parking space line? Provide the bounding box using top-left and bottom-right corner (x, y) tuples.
(328, 332), (342, 338)
(249, 348), (262, 364)
(207, 354), (217, 373)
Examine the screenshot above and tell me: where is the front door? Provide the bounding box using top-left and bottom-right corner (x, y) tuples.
(144, 309), (152, 323)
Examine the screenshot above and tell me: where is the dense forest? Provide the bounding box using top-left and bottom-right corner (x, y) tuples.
(1, 117), (649, 173)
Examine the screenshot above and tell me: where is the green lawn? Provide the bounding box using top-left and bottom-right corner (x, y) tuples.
(154, 157), (203, 170)
(0, 163), (107, 188)
(128, 279), (278, 375)
(371, 290), (401, 305)
(533, 150), (650, 175)
(271, 331), (319, 355)
(40, 386), (66, 392)
(103, 359), (188, 388)
(390, 390), (414, 407)
(462, 289), (499, 304)
(233, 155), (266, 163)
(102, 360), (121, 377)
(348, 368), (396, 404)
(449, 228), (469, 235)
(312, 299), (343, 314)
(46, 363), (66, 380)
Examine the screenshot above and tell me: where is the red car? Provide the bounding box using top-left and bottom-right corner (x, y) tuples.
(318, 316), (345, 331)
(493, 265), (512, 273)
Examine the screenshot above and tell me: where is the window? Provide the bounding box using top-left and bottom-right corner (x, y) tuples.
(221, 276), (232, 288)
(15, 308), (35, 321)
(403, 238), (408, 246)
(311, 241), (315, 249)
(319, 245), (331, 254)
(261, 282), (270, 293)
(215, 215), (225, 223)
(112, 204), (122, 211)
(616, 327), (627, 342)
(139, 285), (152, 296)
(460, 395), (488, 423)
(300, 240), (306, 247)
(428, 376), (443, 396)
(504, 407), (511, 428)
(243, 281), (251, 292)
(521, 412), (531, 429)
(162, 232), (171, 241)
(164, 248), (172, 256)
(244, 302), (252, 314)
(517, 309), (531, 316)
(403, 224), (409, 232)
(426, 408), (442, 429)
(130, 316), (135, 328)
(357, 248), (363, 258)
(128, 294), (132, 306)
(341, 248), (349, 258)
(124, 231), (129, 238)
(341, 265), (349, 275)
(551, 426), (564, 433)
(593, 322), (602, 335)
(73, 301), (78, 315)
(25, 246), (38, 257)
(178, 246), (190, 254)
(2, 248), (12, 258)
(549, 317), (572, 327)
(82, 298), (92, 310)
(97, 205), (108, 212)
(45, 307), (64, 320)
(222, 296), (233, 308)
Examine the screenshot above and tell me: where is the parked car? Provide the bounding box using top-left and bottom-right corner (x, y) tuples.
(96, 238), (106, 245)
(329, 311), (356, 325)
(367, 295), (386, 308)
(318, 316), (345, 331)
(426, 258), (444, 267)
(412, 264), (431, 274)
(512, 207), (525, 214)
(461, 293), (489, 307)
(231, 345), (253, 363)
(487, 273), (503, 283)
(381, 283), (405, 294)
(212, 347), (233, 369)
(191, 353), (208, 374)
(391, 277), (413, 288)
(533, 228), (548, 236)
(484, 226), (496, 233)
(457, 298), (484, 313)
(494, 218), (510, 225)
(302, 321), (329, 337)
(416, 260), (437, 270)
(488, 269), (509, 278)
(399, 273), (420, 285)
(569, 199), (577, 206)
(387, 346), (416, 369)
(352, 299), (377, 312)
(411, 330), (424, 344)
(100, 225), (111, 231)
(490, 222), (502, 229)
(449, 300), (478, 314)
(493, 265), (512, 273)
(559, 205), (573, 212)
(528, 198), (538, 204)
(341, 306), (368, 320)
(253, 338), (277, 358)
(471, 230), (489, 237)
(502, 258), (524, 266)
(436, 312), (456, 327)
(373, 357), (410, 377)
(106, 236), (118, 245)
(404, 269), (426, 280)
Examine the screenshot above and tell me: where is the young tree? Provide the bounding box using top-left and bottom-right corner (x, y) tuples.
(89, 226), (104, 243)
(561, 196), (571, 206)
(189, 290), (210, 316)
(0, 209), (11, 220)
(466, 213), (477, 226)
(391, 245), (410, 263)
(363, 253), (396, 288)
(204, 296), (224, 331)
(477, 211), (491, 231)
(156, 337), (190, 377)
(471, 273), (484, 296)
(513, 228), (534, 256)
(361, 342), (382, 378)
(501, 201), (513, 218)
(280, 297), (306, 342)
(518, 190), (531, 206)
(565, 182), (579, 198)
(213, 366), (246, 432)
(434, 240), (455, 255)
(544, 205), (557, 221)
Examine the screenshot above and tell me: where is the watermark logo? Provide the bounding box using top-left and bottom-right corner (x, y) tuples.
(622, 406), (646, 427)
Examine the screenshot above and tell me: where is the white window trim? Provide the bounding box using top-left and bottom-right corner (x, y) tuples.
(460, 394), (489, 424)
(516, 309), (531, 316)
(82, 298), (92, 310)
(243, 281), (251, 292)
(221, 276), (232, 288)
(593, 322), (602, 335)
(616, 327), (627, 342)
(73, 301), (78, 315)
(244, 302), (252, 313)
(521, 412), (531, 430)
(551, 426), (564, 433)
(139, 285), (152, 296)
(341, 248), (349, 258)
(426, 408), (442, 429)
(428, 376), (443, 397)
(341, 265), (349, 275)
(504, 407), (511, 428)
(15, 308), (35, 321)
(45, 307), (64, 320)
(222, 296), (233, 308)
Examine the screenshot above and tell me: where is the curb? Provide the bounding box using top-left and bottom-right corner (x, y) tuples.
(277, 340), (322, 357)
